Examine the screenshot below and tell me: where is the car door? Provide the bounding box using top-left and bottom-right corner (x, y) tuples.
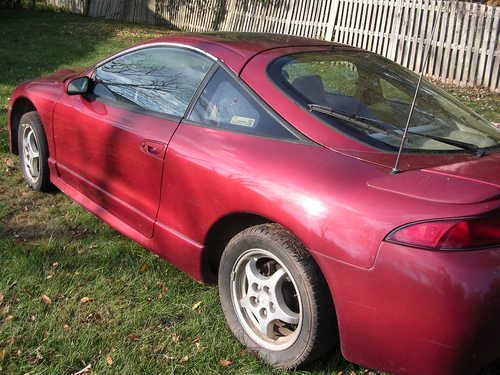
(53, 46), (214, 237)
(156, 67), (302, 242)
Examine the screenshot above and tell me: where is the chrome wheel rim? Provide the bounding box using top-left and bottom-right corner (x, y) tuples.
(230, 248), (302, 351)
(22, 124), (40, 184)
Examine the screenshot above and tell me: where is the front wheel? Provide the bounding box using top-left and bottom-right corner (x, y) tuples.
(218, 223), (337, 369)
(17, 111), (53, 192)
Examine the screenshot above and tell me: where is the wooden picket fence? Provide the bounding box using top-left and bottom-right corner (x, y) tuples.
(44, 0), (500, 92)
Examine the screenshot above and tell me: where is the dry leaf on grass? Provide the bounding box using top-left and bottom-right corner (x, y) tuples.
(128, 334), (140, 341)
(106, 355), (113, 365)
(171, 333), (180, 343)
(179, 355), (189, 363)
(72, 363), (92, 375)
(191, 301), (202, 310)
(63, 324), (71, 331)
(0, 293), (4, 303)
(219, 359), (233, 367)
(79, 297), (94, 304)
(139, 263), (150, 273)
(157, 283), (168, 299)
(41, 295), (52, 305)
(4, 315), (14, 322)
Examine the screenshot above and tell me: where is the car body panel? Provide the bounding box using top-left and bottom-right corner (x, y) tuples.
(367, 168), (500, 204)
(6, 33), (500, 375)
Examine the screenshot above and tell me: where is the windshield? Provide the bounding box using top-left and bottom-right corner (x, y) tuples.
(268, 51), (500, 153)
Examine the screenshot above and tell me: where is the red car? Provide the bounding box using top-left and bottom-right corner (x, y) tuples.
(6, 33), (500, 374)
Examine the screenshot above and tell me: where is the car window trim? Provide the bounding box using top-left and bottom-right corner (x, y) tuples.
(93, 42), (219, 70)
(181, 118), (311, 145)
(182, 62), (219, 121)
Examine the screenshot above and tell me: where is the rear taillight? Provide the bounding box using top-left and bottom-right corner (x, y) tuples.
(385, 216), (500, 250)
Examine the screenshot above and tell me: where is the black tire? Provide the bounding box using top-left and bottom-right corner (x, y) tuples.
(218, 223), (337, 369)
(17, 111), (53, 192)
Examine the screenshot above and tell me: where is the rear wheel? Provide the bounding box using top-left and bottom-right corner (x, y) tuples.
(17, 111), (52, 192)
(218, 223), (336, 369)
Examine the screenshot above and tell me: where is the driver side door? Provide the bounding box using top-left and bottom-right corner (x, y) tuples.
(53, 46), (214, 237)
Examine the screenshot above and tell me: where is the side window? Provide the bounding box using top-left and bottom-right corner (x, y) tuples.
(94, 47), (213, 117)
(187, 68), (296, 140)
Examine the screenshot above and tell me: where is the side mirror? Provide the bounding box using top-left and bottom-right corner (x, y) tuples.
(67, 76), (91, 95)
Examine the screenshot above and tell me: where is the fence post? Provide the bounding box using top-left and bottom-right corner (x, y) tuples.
(284, 0), (295, 35)
(325, 0), (340, 41)
(388, 0), (403, 61)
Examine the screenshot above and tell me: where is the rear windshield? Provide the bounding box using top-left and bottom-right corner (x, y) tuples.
(268, 51), (500, 153)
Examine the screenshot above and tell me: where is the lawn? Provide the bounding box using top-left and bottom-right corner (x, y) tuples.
(0, 8), (499, 375)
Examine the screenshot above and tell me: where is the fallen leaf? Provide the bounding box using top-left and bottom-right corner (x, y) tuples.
(171, 333), (180, 343)
(52, 262), (59, 267)
(72, 363), (92, 375)
(157, 283), (168, 299)
(79, 297), (94, 304)
(219, 359), (233, 367)
(128, 334), (140, 341)
(63, 324), (70, 331)
(4, 315), (13, 322)
(179, 355), (189, 363)
(195, 343), (207, 352)
(191, 301), (202, 311)
(106, 355), (113, 365)
(42, 295), (52, 305)
(0, 293), (4, 303)
(139, 263), (150, 273)
(0, 349), (6, 362)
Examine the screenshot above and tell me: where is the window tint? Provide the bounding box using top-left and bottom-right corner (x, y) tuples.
(379, 78), (411, 104)
(188, 68), (296, 140)
(94, 47), (213, 117)
(283, 60), (358, 97)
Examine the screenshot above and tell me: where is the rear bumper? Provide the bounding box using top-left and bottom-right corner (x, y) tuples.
(313, 243), (500, 375)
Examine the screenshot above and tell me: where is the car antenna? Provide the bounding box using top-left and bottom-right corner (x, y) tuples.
(391, 0), (447, 174)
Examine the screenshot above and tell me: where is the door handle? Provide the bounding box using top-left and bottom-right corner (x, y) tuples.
(140, 140), (166, 160)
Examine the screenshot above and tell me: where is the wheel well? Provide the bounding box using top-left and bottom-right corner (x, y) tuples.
(10, 98), (36, 154)
(202, 213), (270, 283)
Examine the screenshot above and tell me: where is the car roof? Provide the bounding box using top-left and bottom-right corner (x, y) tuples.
(145, 32), (342, 74)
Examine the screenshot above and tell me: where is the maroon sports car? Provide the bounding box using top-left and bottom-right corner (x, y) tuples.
(6, 33), (500, 374)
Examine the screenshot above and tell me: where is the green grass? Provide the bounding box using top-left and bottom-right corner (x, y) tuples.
(0, 8), (499, 375)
